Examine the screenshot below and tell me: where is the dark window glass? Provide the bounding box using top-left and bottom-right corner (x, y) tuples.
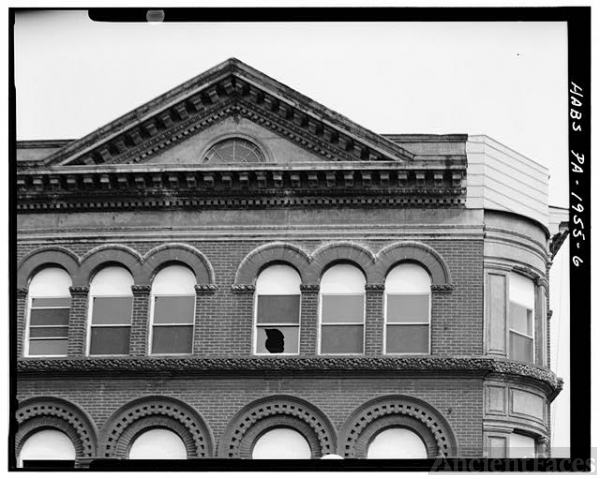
(153, 296), (195, 324)
(90, 327), (130, 355)
(32, 297), (71, 308)
(320, 325), (363, 354)
(29, 339), (68, 356)
(321, 295), (364, 324)
(386, 325), (429, 353)
(30, 308), (70, 326)
(256, 326), (299, 354)
(92, 297), (133, 325)
(152, 326), (193, 354)
(257, 295), (300, 325)
(509, 302), (532, 335)
(29, 327), (69, 338)
(387, 294), (429, 323)
(509, 332), (533, 362)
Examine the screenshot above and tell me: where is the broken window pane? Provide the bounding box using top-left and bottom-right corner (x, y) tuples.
(386, 324), (429, 353)
(320, 325), (363, 354)
(256, 326), (299, 354)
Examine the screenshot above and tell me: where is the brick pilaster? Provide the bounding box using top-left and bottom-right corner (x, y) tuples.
(299, 284), (319, 355)
(130, 285), (151, 357)
(365, 284), (384, 355)
(68, 286), (89, 356)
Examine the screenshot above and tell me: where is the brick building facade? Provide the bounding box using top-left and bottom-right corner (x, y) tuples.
(14, 59), (568, 466)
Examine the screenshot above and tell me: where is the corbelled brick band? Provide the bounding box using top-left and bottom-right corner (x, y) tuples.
(98, 396), (213, 458)
(218, 395), (336, 458)
(15, 397), (97, 462)
(339, 395), (458, 458)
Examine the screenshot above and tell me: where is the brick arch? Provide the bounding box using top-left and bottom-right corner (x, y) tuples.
(143, 243), (214, 285)
(234, 242), (311, 285)
(375, 241), (452, 285)
(309, 241), (377, 284)
(77, 245), (144, 286)
(218, 395), (337, 458)
(15, 397), (98, 461)
(98, 396), (213, 459)
(17, 247), (79, 289)
(339, 395), (458, 458)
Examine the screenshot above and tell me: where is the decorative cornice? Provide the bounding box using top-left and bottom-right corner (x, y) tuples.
(16, 165), (467, 213)
(194, 283), (218, 294)
(131, 285), (151, 294)
(300, 284), (319, 293)
(431, 284), (454, 293)
(16, 356), (560, 394)
(365, 283), (385, 292)
(69, 286), (89, 295)
(231, 284), (255, 293)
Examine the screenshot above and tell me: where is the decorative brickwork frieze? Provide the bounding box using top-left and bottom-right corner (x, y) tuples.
(15, 397), (97, 461)
(218, 395), (336, 458)
(98, 397), (213, 458)
(339, 395), (458, 458)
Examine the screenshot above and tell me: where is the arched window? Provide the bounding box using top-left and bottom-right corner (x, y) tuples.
(88, 266), (134, 356)
(319, 264), (365, 354)
(508, 432), (536, 458)
(384, 263), (431, 354)
(27, 267), (72, 357)
(203, 138), (265, 164)
(18, 429), (76, 467)
(128, 428), (187, 460)
(252, 428), (312, 459)
(150, 265), (196, 355)
(367, 427), (428, 459)
(255, 265), (301, 355)
(508, 273), (535, 362)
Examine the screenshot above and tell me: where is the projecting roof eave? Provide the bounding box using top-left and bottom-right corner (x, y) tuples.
(39, 58), (416, 168)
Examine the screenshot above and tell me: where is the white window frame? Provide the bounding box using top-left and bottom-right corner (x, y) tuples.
(383, 263), (431, 355)
(148, 293), (196, 356)
(24, 268), (72, 358)
(253, 264), (301, 356)
(318, 265), (366, 356)
(508, 273), (535, 363)
(86, 267), (134, 357)
(149, 265), (196, 356)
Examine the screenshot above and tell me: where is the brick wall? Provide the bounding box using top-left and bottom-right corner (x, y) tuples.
(16, 374), (484, 457)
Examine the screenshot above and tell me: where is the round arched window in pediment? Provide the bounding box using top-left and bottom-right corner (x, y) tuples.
(203, 138), (265, 164)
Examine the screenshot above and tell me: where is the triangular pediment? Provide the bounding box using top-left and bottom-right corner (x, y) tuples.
(40, 58), (415, 167)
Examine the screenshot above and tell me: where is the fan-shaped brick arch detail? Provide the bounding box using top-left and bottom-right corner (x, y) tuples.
(218, 395), (336, 458)
(143, 243), (215, 284)
(339, 395), (457, 458)
(375, 241), (452, 285)
(98, 396), (213, 458)
(234, 242), (311, 285)
(77, 244), (144, 286)
(17, 247), (79, 289)
(15, 397), (98, 460)
(309, 242), (377, 283)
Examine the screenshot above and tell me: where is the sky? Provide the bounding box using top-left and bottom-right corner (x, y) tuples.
(13, 9), (572, 455)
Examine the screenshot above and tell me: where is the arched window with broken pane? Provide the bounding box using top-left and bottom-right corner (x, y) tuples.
(254, 265), (301, 355)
